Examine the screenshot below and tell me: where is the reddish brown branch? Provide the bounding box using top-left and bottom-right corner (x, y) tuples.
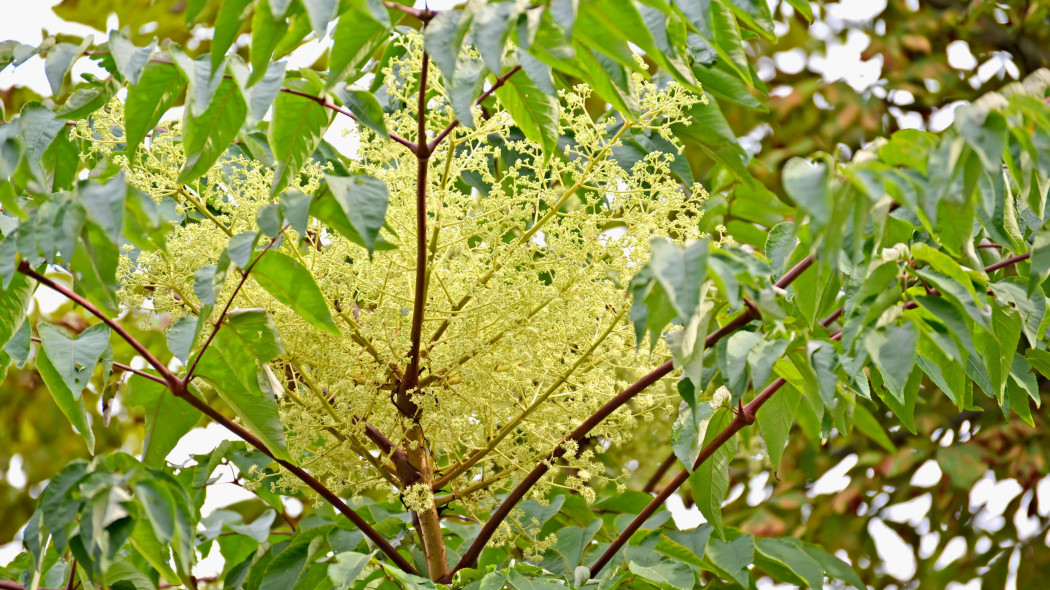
(586, 251), (1032, 576)
(185, 237), (278, 381)
(642, 452), (677, 494)
(281, 88), (416, 151)
(17, 264), (419, 576)
(427, 65), (522, 153)
(19, 262), (179, 387)
(400, 52), (432, 407)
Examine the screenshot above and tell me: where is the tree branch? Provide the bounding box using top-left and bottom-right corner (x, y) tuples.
(585, 251), (1032, 576)
(17, 264), (420, 576)
(428, 65), (522, 153)
(400, 51), (432, 409)
(19, 262), (179, 387)
(382, 1), (436, 23)
(184, 236), (279, 381)
(280, 88), (417, 152)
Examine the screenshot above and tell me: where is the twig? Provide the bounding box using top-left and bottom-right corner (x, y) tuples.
(184, 236), (279, 381)
(428, 66), (522, 153)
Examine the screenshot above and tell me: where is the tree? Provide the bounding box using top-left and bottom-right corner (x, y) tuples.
(1, 0), (1049, 588)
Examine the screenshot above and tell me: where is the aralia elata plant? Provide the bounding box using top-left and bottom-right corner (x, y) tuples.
(1, 0), (1050, 588)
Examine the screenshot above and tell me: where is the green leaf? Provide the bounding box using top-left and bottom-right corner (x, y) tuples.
(424, 9), (472, 83)
(18, 103), (65, 173)
(317, 174), (390, 254)
(302, 0), (338, 38)
(1029, 224), (1050, 294)
(333, 87), (388, 138)
(78, 173), (128, 245)
(250, 251), (340, 336)
(688, 410), (736, 540)
(132, 478), (177, 543)
(630, 239), (710, 349)
(852, 403), (895, 453)
(783, 0), (813, 20)
(755, 538), (822, 588)
(251, 0), (290, 82)
(107, 31), (155, 85)
(125, 375), (199, 467)
(178, 78), (248, 183)
(718, 0), (775, 38)
(704, 533), (753, 588)
(226, 309), (285, 362)
(782, 157), (830, 228)
(37, 322), (111, 399)
(550, 0), (580, 36)
(505, 568), (563, 590)
(802, 544), (864, 590)
(724, 331), (761, 401)
(495, 73), (560, 158)
(329, 551), (373, 590)
(44, 40), (89, 96)
(474, 2), (516, 74)
(864, 321), (917, 404)
(328, 7), (386, 87)
(37, 341), (96, 453)
(747, 337), (790, 390)
(447, 57), (484, 129)
(627, 560), (695, 589)
(671, 398), (715, 471)
(269, 79), (333, 195)
(38, 459), (89, 552)
(167, 315), (202, 363)
(171, 49), (225, 117)
(956, 106), (1007, 171)
(57, 80), (117, 120)
(0, 271), (33, 350)
(124, 61), (187, 157)
(756, 383), (801, 471)
(195, 327), (292, 461)
(212, 0), (253, 71)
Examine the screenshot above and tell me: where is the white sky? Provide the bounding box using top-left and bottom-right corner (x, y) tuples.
(0, 0), (1041, 587)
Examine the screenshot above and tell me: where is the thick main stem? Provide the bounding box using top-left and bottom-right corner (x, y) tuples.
(397, 51), (450, 581)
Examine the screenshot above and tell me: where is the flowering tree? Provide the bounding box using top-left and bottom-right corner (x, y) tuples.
(2, 0), (1050, 588)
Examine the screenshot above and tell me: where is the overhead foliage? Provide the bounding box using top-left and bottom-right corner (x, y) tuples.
(2, 0), (1050, 588)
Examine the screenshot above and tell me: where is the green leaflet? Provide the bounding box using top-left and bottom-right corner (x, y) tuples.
(250, 251), (340, 337)
(125, 375), (199, 467)
(210, 0), (252, 71)
(671, 396), (715, 471)
(756, 383), (801, 472)
(704, 533), (753, 587)
(269, 79), (333, 195)
(37, 322), (111, 400)
(688, 410), (737, 540)
(627, 560), (695, 589)
(194, 327), (292, 462)
(333, 87), (388, 138)
(37, 345), (96, 453)
(315, 174), (390, 255)
(178, 78), (247, 183)
(495, 72), (560, 159)
(864, 321), (917, 404)
(124, 61), (187, 157)
(0, 271), (33, 349)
